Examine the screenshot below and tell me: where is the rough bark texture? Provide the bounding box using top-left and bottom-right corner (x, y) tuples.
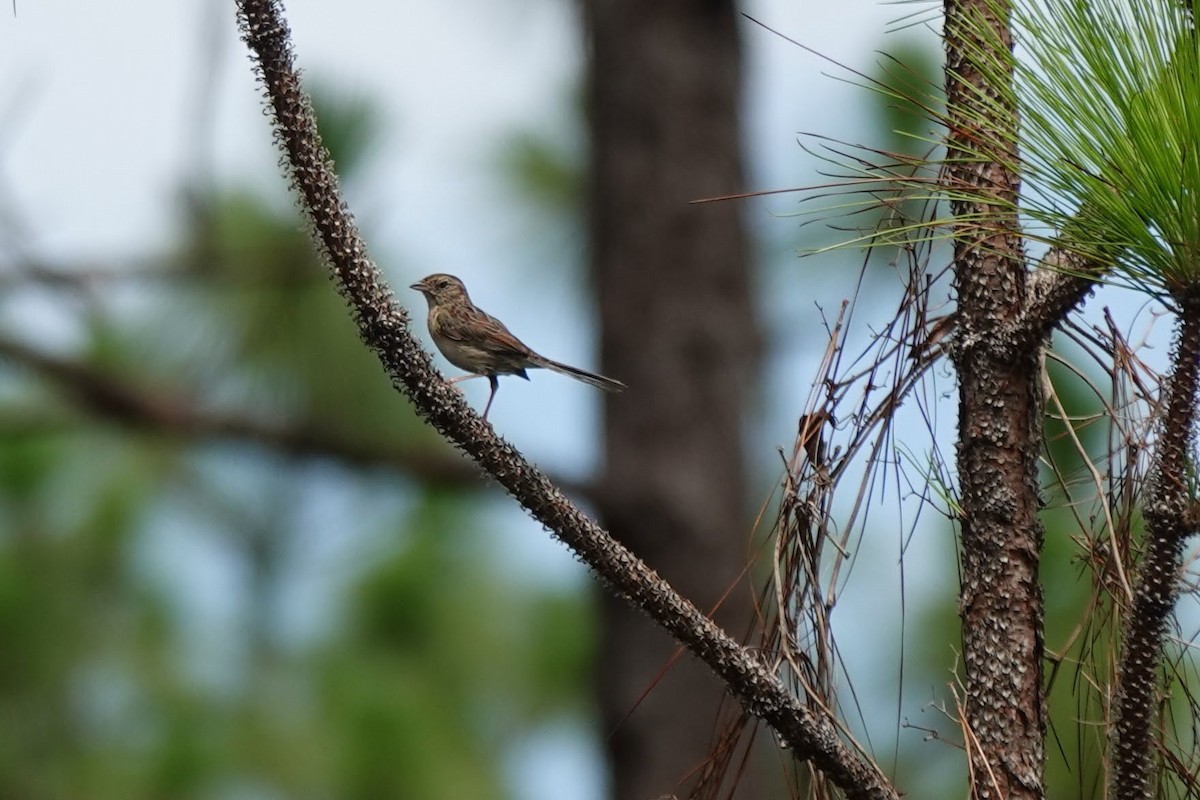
(584, 1), (761, 797)
(1111, 295), (1200, 800)
(944, 0), (1046, 796)
(238, 3), (900, 799)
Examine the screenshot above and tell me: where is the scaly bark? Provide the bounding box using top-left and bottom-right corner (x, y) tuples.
(944, 0), (1046, 796)
(1111, 294), (1200, 799)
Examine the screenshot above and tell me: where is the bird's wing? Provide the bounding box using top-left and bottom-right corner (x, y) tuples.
(475, 313), (534, 357)
(436, 304), (533, 357)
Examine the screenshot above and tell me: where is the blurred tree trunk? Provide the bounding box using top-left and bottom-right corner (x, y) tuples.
(584, 2), (761, 797)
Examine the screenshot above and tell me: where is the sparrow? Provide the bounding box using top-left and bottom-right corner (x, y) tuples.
(410, 273), (626, 419)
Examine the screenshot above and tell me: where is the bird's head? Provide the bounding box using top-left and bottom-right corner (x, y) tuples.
(410, 273), (471, 307)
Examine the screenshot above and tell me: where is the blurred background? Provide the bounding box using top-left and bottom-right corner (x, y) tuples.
(0, 1), (1050, 798)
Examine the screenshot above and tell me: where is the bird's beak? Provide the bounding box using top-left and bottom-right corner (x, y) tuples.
(409, 279), (427, 292)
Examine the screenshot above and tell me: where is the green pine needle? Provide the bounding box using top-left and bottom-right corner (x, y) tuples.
(1014, 0), (1200, 292)
(801, 0), (1200, 298)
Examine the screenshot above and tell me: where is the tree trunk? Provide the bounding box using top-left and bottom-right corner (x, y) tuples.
(943, 0), (1047, 796)
(584, 1), (761, 797)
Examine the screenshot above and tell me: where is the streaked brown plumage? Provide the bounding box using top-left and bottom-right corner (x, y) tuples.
(410, 273), (626, 419)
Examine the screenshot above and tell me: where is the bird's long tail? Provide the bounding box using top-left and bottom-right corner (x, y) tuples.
(531, 356), (627, 392)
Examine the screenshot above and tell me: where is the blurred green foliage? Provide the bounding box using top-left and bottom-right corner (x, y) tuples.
(0, 88), (595, 799)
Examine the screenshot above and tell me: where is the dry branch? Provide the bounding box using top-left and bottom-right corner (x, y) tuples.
(233, 1), (899, 797)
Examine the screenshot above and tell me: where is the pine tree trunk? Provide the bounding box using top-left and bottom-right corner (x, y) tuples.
(584, 1), (761, 797)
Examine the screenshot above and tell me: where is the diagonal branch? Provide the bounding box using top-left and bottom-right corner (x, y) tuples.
(1014, 245), (1107, 346)
(1010, 200), (1119, 349)
(233, 1), (899, 797)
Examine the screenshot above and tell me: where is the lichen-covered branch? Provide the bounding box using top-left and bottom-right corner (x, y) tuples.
(232, 1), (898, 797)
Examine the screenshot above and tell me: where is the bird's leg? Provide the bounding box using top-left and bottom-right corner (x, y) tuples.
(447, 374), (486, 385)
(481, 375), (500, 420)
